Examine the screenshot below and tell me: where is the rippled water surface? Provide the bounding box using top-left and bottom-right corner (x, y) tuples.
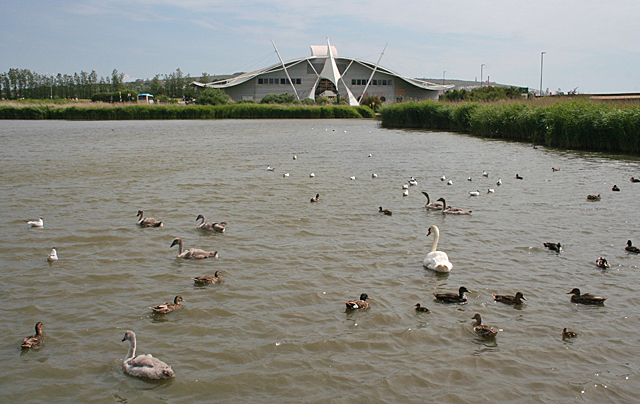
(2, 119), (640, 403)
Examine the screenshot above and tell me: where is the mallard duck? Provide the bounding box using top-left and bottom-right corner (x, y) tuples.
(21, 322), (44, 349)
(414, 303), (430, 313)
(26, 216), (44, 227)
(150, 296), (185, 314)
(631, 177), (640, 183)
(434, 286), (469, 303)
(122, 331), (175, 379)
(378, 206), (392, 215)
(567, 288), (606, 305)
(345, 293), (371, 310)
(515, 174), (523, 180)
(47, 247), (58, 262)
(494, 291), (526, 305)
(587, 194), (601, 201)
(422, 192), (445, 210)
(562, 328), (577, 339)
(136, 210), (163, 227)
(196, 214), (227, 233)
(612, 185), (620, 191)
(170, 238), (218, 259)
(310, 193), (320, 203)
(543, 242), (562, 252)
(626, 240), (640, 253)
(595, 257), (611, 269)
(471, 314), (498, 338)
(192, 271), (223, 285)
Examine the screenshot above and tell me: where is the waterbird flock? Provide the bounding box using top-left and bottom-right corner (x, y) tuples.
(17, 146), (638, 380)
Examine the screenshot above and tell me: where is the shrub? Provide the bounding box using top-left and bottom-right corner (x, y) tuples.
(360, 95), (383, 112)
(260, 93), (296, 104)
(195, 88), (234, 105)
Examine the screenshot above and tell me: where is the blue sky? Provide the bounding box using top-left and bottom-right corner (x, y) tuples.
(3, 0), (640, 94)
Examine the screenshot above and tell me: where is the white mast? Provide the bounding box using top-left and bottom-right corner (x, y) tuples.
(271, 40), (300, 100)
(359, 43), (387, 103)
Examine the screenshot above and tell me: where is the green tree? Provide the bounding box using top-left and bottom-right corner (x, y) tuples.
(195, 88), (233, 105)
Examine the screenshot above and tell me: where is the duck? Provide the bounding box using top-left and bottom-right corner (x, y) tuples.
(414, 303), (430, 313)
(121, 330), (175, 379)
(447, 180), (453, 185)
(543, 242), (562, 252)
(293, 154), (297, 160)
(552, 167), (561, 172)
(469, 190), (480, 196)
(471, 314), (498, 339)
(21, 322), (44, 349)
(345, 293), (371, 310)
(467, 177), (472, 182)
(595, 257), (611, 269)
(310, 172), (315, 178)
(266, 165), (275, 171)
(440, 174), (446, 181)
(378, 207), (392, 216)
(567, 288), (606, 305)
(150, 296), (185, 314)
(631, 177), (640, 183)
(515, 174), (523, 180)
(192, 270), (223, 285)
(434, 286), (469, 303)
(310, 193), (320, 203)
(368, 153), (372, 157)
(26, 216), (44, 227)
(196, 214), (227, 233)
(402, 189), (409, 197)
(493, 292), (526, 305)
(482, 171), (489, 177)
(423, 224), (453, 272)
(422, 192), (445, 210)
(402, 183), (409, 189)
(47, 247), (58, 262)
(136, 210), (163, 228)
(170, 238), (218, 259)
(587, 194), (601, 201)
(487, 188), (495, 193)
(408, 177), (418, 186)
(612, 185), (620, 191)
(437, 198), (472, 215)
(496, 178), (502, 186)
(562, 328), (577, 339)
(350, 176), (356, 180)
(283, 173), (290, 178)
(372, 173), (378, 178)
(625, 240), (640, 253)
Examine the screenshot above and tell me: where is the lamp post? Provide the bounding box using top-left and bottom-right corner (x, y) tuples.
(540, 52), (546, 96)
(480, 64), (485, 87)
(443, 71), (446, 85)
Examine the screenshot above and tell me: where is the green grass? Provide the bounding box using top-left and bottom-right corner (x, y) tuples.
(380, 99), (640, 155)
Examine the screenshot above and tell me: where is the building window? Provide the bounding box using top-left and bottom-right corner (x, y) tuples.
(352, 79), (356, 85)
(388, 79), (393, 85)
(281, 78), (286, 84)
(296, 78), (301, 85)
(258, 78), (264, 84)
(372, 80), (377, 85)
(269, 78), (274, 84)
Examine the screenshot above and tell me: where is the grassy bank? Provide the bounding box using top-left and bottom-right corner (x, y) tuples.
(380, 99), (640, 155)
(0, 103), (375, 120)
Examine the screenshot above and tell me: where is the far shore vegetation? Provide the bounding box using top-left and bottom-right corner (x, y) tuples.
(3, 66), (640, 155)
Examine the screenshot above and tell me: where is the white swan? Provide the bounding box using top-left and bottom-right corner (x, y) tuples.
(423, 225), (453, 272)
(121, 331), (175, 379)
(26, 217), (44, 227)
(47, 247), (58, 261)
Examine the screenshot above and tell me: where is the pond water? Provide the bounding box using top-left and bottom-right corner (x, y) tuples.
(1, 119), (640, 403)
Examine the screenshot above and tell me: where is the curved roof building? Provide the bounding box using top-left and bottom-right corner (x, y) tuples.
(192, 39), (452, 105)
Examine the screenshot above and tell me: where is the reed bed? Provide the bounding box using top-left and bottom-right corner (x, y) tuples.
(0, 103), (374, 120)
(380, 99), (640, 155)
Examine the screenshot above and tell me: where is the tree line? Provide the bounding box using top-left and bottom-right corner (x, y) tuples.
(1, 68), (202, 100)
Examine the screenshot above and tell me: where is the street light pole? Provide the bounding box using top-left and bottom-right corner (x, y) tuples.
(540, 52), (546, 96)
(481, 64), (485, 87)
